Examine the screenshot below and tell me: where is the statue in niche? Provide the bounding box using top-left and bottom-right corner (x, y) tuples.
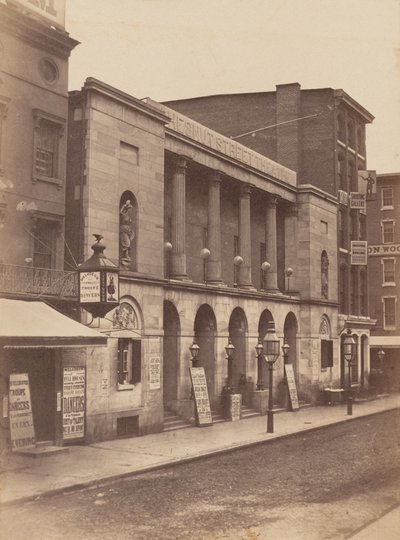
(119, 200), (134, 266)
(321, 252), (329, 299)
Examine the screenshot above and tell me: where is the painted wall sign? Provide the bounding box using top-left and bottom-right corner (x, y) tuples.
(149, 356), (161, 390)
(368, 244), (400, 256)
(351, 241), (368, 265)
(10, 0), (66, 28)
(189, 367), (213, 426)
(9, 373), (36, 451)
(62, 367), (85, 440)
(284, 364), (299, 411)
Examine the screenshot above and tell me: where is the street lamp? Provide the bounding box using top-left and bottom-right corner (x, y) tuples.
(225, 338), (235, 393)
(285, 267), (294, 291)
(263, 321), (280, 433)
(377, 347), (386, 394)
(189, 339), (200, 367)
(343, 328), (356, 415)
(255, 339), (264, 390)
(282, 338), (290, 364)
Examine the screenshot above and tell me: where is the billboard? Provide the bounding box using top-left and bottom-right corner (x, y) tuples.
(7, 0), (66, 29)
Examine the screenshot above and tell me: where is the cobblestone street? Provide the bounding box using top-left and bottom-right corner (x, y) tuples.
(1, 410), (399, 539)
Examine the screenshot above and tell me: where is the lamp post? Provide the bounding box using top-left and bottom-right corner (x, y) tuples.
(189, 339), (200, 367)
(343, 328), (356, 415)
(255, 339), (264, 390)
(282, 338), (290, 364)
(263, 321), (280, 433)
(377, 347), (386, 394)
(225, 338), (235, 393)
(285, 267), (294, 292)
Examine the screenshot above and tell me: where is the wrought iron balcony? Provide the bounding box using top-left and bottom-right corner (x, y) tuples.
(0, 264), (78, 299)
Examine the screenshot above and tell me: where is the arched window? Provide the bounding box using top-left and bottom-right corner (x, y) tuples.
(321, 251), (329, 299)
(119, 191), (137, 270)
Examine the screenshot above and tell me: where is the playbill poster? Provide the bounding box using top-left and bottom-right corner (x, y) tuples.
(63, 367), (85, 440)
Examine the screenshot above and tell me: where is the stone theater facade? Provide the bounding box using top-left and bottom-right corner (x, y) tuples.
(66, 78), (341, 442)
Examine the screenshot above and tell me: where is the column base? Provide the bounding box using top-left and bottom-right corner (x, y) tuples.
(206, 280), (228, 287)
(169, 275), (192, 282)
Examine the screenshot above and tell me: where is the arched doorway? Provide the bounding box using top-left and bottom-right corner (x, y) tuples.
(284, 312), (298, 378)
(163, 301), (180, 405)
(229, 307), (248, 393)
(194, 305), (217, 399)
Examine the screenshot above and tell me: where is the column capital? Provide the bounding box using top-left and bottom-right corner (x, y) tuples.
(172, 155), (190, 172)
(207, 170), (224, 184)
(240, 183), (252, 198)
(266, 194), (279, 207)
(286, 203), (298, 218)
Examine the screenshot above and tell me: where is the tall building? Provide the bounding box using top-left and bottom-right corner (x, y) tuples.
(367, 172), (400, 389)
(0, 1), (105, 454)
(165, 83), (375, 390)
(66, 78), (340, 442)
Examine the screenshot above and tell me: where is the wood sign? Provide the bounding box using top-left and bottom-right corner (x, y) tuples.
(189, 367), (212, 426)
(284, 364), (299, 411)
(9, 373), (36, 451)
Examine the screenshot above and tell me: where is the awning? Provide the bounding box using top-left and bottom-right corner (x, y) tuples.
(0, 299), (107, 348)
(370, 335), (400, 348)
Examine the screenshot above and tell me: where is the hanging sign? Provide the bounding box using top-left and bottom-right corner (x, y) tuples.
(189, 367), (213, 426)
(9, 373), (36, 451)
(79, 271), (101, 303)
(351, 241), (368, 265)
(284, 364), (299, 411)
(358, 170), (376, 200)
(62, 367), (85, 440)
(350, 193), (366, 212)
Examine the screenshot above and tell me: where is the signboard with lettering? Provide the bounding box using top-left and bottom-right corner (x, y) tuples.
(284, 364), (299, 411)
(62, 367), (85, 440)
(229, 393), (242, 421)
(9, 373), (36, 451)
(149, 356), (161, 390)
(350, 193), (366, 212)
(79, 271), (101, 303)
(368, 244), (400, 256)
(338, 190), (349, 206)
(189, 367), (213, 426)
(10, 0), (66, 28)
(351, 241), (368, 265)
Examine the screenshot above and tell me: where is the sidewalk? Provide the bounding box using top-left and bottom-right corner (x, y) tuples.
(1, 394), (399, 505)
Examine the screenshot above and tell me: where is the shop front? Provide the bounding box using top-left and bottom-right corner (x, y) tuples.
(0, 299), (106, 453)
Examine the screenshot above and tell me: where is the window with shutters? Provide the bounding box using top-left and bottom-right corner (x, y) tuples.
(32, 110), (65, 186)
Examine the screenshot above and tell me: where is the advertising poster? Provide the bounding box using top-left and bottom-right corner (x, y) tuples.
(189, 367), (213, 426)
(351, 241), (368, 266)
(149, 356), (161, 390)
(284, 364), (300, 411)
(63, 367), (85, 440)
(9, 373), (36, 451)
(79, 271), (101, 303)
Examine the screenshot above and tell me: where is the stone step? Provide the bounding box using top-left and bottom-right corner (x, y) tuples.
(163, 409), (193, 432)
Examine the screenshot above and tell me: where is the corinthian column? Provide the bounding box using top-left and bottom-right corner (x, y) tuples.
(265, 195), (279, 291)
(238, 184), (253, 288)
(171, 156), (188, 279)
(207, 171), (223, 284)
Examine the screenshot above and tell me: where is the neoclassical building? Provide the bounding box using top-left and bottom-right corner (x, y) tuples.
(66, 78), (341, 441)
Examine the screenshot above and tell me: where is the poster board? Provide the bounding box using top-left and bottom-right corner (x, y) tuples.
(62, 367), (85, 440)
(189, 367), (213, 426)
(284, 364), (299, 411)
(230, 393), (241, 421)
(149, 356), (161, 390)
(9, 373), (36, 451)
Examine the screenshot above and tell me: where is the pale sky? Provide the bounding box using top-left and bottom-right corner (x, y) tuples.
(66, 0), (400, 173)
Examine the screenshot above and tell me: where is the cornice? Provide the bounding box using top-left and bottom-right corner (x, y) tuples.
(0, 4), (79, 59)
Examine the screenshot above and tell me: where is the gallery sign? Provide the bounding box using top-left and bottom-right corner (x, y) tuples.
(351, 241), (368, 265)
(62, 367), (85, 440)
(357, 170), (376, 200)
(9, 373), (36, 451)
(350, 193), (366, 212)
(9, 0), (66, 28)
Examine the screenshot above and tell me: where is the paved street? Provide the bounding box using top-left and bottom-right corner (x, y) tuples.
(1, 410), (399, 540)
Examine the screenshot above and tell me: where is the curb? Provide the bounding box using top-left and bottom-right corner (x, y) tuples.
(2, 405), (399, 507)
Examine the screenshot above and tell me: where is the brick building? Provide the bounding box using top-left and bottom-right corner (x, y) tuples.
(0, 1), (105, 454)
(367, 173), (400, 389)
(165, 83), (376, 390)
(65, 78), (341, 442)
